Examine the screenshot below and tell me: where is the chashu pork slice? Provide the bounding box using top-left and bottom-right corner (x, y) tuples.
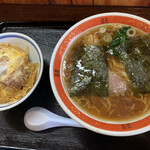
(109, 71), (127, 96)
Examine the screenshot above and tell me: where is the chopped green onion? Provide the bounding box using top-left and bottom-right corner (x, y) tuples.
(126, 28), (136, 37)
(99, 27), (106, 33)
(103, 34), (112, 43)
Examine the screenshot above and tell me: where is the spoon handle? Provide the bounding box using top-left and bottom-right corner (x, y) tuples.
(40, 108), (84, 128)
(51, 115), (83, 128)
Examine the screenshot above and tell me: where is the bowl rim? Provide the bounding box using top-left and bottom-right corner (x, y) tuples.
(50, 12), (150, 136)
(0, 32), (44, 111)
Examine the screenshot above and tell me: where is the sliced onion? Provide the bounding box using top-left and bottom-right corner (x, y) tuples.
(99, 27), (106, 33)
(126, 28), (136, 37)
(103, 34), (112, 43)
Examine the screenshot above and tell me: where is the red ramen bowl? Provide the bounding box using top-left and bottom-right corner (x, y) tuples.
(50, 13), (150, 136)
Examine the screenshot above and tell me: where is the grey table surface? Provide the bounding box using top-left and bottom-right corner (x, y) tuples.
(0, 22), (150, 150)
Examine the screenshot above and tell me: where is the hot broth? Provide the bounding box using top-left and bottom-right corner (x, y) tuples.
(62, 23), (150, 122)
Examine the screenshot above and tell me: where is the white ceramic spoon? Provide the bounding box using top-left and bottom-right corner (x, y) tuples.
(24, 107), (83, 131)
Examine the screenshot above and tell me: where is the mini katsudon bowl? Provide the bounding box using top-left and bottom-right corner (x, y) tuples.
(0, 32), (43, 111)
(50, 13), (150, 136)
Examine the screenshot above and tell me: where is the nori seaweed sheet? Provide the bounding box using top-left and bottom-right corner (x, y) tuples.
(69, 45), (108, 97)
(115, 34), (150, 94)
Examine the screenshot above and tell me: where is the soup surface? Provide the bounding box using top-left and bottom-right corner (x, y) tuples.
(62, 23), (150, 122)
